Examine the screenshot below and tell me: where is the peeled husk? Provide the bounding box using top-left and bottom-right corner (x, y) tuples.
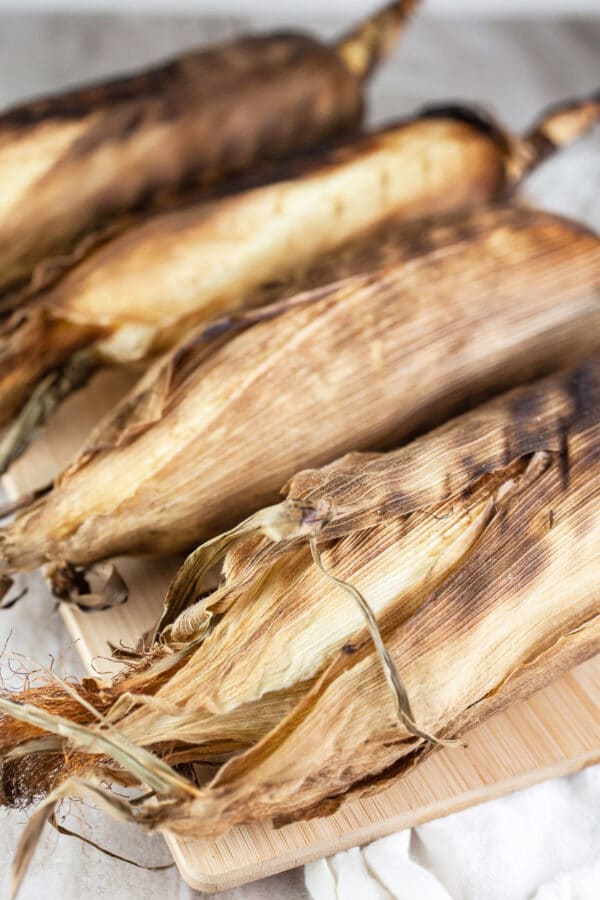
(0, 91), (597, 461)
(0, 361), (598, 894)
(0, 205), (598, 596)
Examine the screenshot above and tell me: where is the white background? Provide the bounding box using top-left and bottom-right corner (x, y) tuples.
(0, 1), (598, 17)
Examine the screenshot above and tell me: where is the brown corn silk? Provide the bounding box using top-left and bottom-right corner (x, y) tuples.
(0, 92), (597, 456)
(0, 205), (598, 584)
(0, 362), (598, 866)
(0, 0), (424, 301)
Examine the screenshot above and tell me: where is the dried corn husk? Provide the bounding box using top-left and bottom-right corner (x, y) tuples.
(0, 90), (597, 469)
(0, 361), (598, 898)
(0, 205), (598, 603)
(0, 1), (421, 302)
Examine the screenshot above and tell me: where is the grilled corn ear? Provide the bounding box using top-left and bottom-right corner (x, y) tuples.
(0, 361), (598, 891)
(0, 90), (598, 470)
(0, 205), (598, 598)
(0, 1), (420, 301)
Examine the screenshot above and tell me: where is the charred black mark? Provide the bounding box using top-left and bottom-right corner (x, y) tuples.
(460, 454), (491, 497)
(509, 383), (542, 424)
(558, 419), (571, 490)
(566, 361), (600, 430)
(461, 453), (477, 476)
(461, 482), (476, 502)
(418, 102), (509, 151)
(378, 491), (410, 521)
(426, 491), (535, 621)
(505, 382), (566, 458)
(442, 217), (482, 247)
(399, 229), (435, 260)
(342, 643), (357, 655)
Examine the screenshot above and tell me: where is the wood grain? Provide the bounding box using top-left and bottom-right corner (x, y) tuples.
(3, 370), (599, 892)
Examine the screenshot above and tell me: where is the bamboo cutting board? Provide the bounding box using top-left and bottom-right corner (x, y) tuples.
(3, 370), (600, 893)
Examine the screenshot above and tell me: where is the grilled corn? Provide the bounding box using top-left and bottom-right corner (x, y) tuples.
(0, 90), (598, 471)
(1, 360), (598, 896)
(0, 1), (419, 301)
(0, 205), (597, 603)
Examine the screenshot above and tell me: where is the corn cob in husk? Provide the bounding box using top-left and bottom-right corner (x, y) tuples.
(0, 361), (598, 897)
(0, 204), (598, 606)
(0, 1), (419, 303)
(0, 91), (597, 471)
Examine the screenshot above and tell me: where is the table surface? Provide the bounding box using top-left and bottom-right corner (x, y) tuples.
(0, 11), (598, 900)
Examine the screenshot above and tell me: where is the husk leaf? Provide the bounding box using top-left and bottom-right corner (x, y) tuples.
(0, 88), (597, 467)
(0, 205), (597, 587)
(2, 0), (407, 300)
(0, 363), (598, 893)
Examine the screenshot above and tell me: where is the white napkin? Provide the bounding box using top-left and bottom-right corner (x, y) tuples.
(306, 763), (600, 900)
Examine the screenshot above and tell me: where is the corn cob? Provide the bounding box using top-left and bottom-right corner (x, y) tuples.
(0, 91), (598, 473)
(0, 1), (419, 303)
(0, 204), (598, 604)
(1, 360), (598, 896)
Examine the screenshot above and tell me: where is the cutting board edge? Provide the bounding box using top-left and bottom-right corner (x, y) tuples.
(164, 747), (600, 893)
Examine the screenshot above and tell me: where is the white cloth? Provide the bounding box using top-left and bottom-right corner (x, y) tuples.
(306, 765), (600, 900)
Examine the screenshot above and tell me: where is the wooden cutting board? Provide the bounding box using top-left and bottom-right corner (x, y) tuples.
(3, 370), (600, 893)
